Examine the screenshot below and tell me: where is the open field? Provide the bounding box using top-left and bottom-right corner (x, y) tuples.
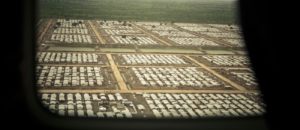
(38, 0), (238, 24)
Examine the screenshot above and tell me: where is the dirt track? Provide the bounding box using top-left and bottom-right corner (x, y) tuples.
(106, 54), (128, 90)
(37, 19), (52, 43)
(89, 20), (106, 44)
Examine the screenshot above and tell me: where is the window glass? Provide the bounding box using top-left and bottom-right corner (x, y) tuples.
(36, 0), (265, 118)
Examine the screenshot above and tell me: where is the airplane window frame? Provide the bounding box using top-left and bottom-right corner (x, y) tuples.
(21, 0), (269, 130)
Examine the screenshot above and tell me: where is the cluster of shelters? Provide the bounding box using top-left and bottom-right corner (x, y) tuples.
(36, 66), (105, 87)
(41, 93), (139, 118)
(130, 67), (223, 88)
(231, 72), (258, 87)
(174, 23), (221, 33)
(200, 55), (249, 67)
(50, 34), (93, 44)
(223, 38), (245, 47)
(119, 54), (188, 65)
(40, 92), (265, 118)
(37, 52), (104, 64)
(56, 19), (86, 28)
(175, 23), (244, 47)
(143, 93), (265, 118)
(48, 19), (94, 44)
(104, 29), (142, 35)
(110, 35), (159, 45)
(97, 20), (134, 30)
(208, 24), (241, 32)
(201, 32), (241, 39)
(152, 30), (196, 37)
(53, 28), (88, 34)
(168, 37), (220, 46)
(142, 25), (177, 31)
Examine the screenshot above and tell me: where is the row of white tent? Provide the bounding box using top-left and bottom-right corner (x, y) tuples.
(131, 67), (222, 88)
(223, 38), (245, 47)
(180, 26), (221, 33)
(208, 24), (241, 32)
(201, 32), (241, 39)
(50, 34), (93, 43)
(104, 29), (141, 35)
(42, 93), (124, 101)
(168, 37), (220, 46)
(49, 108), (132, 118)
(142, 25), (177, 31)
(120, 54), (187, 65)
(37, 52), (100, 63)
(41, 93), (134, 118)
(40, 92), (264, 118)
(143, 93), (264, 118)
(110, 35), (159, 45)
(136, 22), (163, 26)
(201, 55), (249, 66)
(152, 30), (196, 37)
(231, 72), (258, 86)
(36, 66), (104, 87)
(96, 20), (134, 30)
(100, 24), (134, 30)
(57, 19), (84, 23)
(53, 28), (88, 34)
(56, 19), (87, 28)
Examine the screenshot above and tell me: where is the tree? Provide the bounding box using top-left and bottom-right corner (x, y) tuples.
(122, 21), (127, 26)
(132, 37), (138, 41)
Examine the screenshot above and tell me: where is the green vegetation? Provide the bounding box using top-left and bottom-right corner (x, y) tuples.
(38, 0), (238, 24)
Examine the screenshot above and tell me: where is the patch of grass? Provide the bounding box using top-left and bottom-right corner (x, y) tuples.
(38, 0), (238, 24)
